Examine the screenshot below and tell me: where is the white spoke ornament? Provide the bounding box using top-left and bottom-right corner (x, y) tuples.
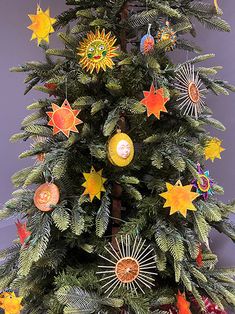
(97, 235), (157, 296)
(175, 63), (207, 119)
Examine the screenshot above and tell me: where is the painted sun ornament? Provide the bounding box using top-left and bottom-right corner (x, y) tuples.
(97, 235), (157, 296)
(28, 4), (56, 45)
(156, 21), (177, 51)
(0, 290), (23, 314)
(78, 29), (118, 74)
(204, 138), (225, 162)
(47, 99), (83, 138)
(82, 167), (107, 202)
(175, 63), (206, 119)
(192, 163), (214, 200)
(160, 180), (199, 218)
(141, 84), (170, 119)
(107, 132), (134, 167)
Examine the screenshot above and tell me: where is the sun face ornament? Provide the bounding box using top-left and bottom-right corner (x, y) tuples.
(28, 4), (56, 45)
(34, 183), (60, 212)
(47, 99), (83, 138)
(160, 180), (199, 218)
(78, 29), (118, 74)
(175, 63), (207, 119)
(82, 167), (107, 202)
(108, 132), (134, 167)
(141, 84), (170, 119)
(156, 21), (177, 51)
(97, 235), (157, 296)
(192, 163), (214, 200)
(204, 138), (225, 162)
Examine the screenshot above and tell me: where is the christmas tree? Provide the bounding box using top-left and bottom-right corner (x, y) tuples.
(1, 0), (235, 313)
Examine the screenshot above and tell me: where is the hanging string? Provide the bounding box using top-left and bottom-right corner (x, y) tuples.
(147, 23), (152, 35)
(65, 76), (68, 100)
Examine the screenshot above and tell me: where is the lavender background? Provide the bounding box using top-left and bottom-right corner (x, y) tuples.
(0, 0), (235, 304)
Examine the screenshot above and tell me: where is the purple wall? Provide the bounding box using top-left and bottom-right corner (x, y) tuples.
(0, 0), (235, 275)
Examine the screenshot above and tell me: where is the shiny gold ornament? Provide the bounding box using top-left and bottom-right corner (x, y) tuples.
(107, 132), (134, 167)
(77, 29), (118, 74)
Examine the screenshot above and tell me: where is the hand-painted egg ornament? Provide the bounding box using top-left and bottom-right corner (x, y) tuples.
(140, 24), (155, 55)
(34, 183), (60, 212)
(108, 132), (134, 167)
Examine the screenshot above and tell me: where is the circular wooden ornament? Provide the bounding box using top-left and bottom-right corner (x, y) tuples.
(107, 132), (134, 167)
(34, 183), (60, 212)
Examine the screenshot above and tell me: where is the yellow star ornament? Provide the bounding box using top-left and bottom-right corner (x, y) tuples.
(204, 138), (225, 162)
(0, 291), (23, 314)
(160, 180), (199, 218)
(82, 167), (107, 202)
(28, 5), (56, 45)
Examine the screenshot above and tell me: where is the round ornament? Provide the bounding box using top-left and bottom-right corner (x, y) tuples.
(34, 183), (60, 212)
(107, 132), (134, 167)
(156, 21), (177, 51)
(140, 24), (155, 55)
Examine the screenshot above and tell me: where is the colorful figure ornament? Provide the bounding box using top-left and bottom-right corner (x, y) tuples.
(82, 167), (107, 202)
(140, 24), (155, 55)
(78, 29), (118, 74)
(34, 182), (60, 212)
(175, 63), (206, 119)
(107, 132), (134, 167)
(97, 235), (157, 296)
(0, 290), (23, 314)
(204, 138), (225, 162)
(28, 4), (56, 45)
(160, 180), (199, 218)
(140, 83), (170, 119)
(156, 21), (177, 51)
(47, 99), (83, 138)
(192, 163), (214, 200)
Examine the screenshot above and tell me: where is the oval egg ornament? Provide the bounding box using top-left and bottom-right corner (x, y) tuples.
(108, 132), (134, 167)
(34, 183), (60, 212)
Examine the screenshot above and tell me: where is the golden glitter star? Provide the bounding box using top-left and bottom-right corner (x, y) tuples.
(82, 167), (107, 202)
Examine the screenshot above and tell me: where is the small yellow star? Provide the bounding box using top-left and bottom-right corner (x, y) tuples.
(82, 167), (107, 202)
(160, 180), (199, 218)
(204, 138), (225, 162)
(28, 5), (56, 45)
(0, 291), (23, 314)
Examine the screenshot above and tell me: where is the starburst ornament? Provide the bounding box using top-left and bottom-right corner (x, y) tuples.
(141, 84), (169, 119)
(82, 167), (107, 202)
(78, 29), (118, 74)
(192, 163), (213, 200)
(175, 63), (206, 119)
(47, 99), (83, 138)
(97, 235), (157, 296)
(204, 138), (225, 162)
(28, 5), (56, 45)
(0, 290), (23, 314)
(160, 180), (199, 218)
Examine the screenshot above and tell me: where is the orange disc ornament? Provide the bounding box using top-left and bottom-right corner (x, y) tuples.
(34, 183), (60, 212)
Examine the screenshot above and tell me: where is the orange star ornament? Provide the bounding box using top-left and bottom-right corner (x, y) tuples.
(0, 291), (23, 314)
(82, 167), (107, 202)
(28, 5), (56, 45)
(204, 138), (225, 162)
(160, 180), (199, 218)
(47, 99), (83, 138)
(176, 291), (192, 314)
(140, 84), (169, 119)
